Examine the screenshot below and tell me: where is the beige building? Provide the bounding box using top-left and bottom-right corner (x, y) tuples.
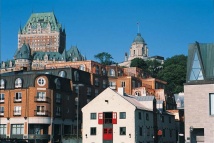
(184, 42), (214, 143)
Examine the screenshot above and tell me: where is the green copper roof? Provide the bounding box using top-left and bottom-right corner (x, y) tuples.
(33, 51), (66, 61)
(187, 42), (214, 82)
(66, 46), (85, 61)
(133, 33), (145, 44)
(22, 12), (62, 33)
(14, 43), (31, 59)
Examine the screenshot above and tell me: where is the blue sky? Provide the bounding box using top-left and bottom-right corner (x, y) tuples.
(1, 0), (214, 63)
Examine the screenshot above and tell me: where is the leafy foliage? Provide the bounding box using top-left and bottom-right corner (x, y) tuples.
(94, 52), (115, 65)
(130, 58), (148, 69)
(145, 60), (162, 78)
(157, 55), (187, 94)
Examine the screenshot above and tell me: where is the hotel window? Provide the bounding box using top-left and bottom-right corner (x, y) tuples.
(90, 127), (96, 135)
(15, 92), (22, 102)
(14, 106), (21, 115)
(11, 124), (24, 134)
(0, 124), (6, 135)
(210, 93), (214, 115)
(15, 78), (22, 88)
(90, 113), (96, 119)
(121, 81), (125, 87)
(119, 127), (126, 135)
(0, 79), (5, 89)
(0, 106), (4, 116)
(119, 112), (126, 119)
(37, 92), (46, 101)
(0, 93), (5, 102)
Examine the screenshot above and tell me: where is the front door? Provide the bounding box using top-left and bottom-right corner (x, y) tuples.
(103, 128), (113, 141)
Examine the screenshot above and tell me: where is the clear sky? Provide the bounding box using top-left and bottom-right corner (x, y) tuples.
(1, 0), (214, 63)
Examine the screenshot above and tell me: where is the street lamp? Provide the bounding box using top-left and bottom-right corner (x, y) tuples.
(73, 83), (84, 143)
(190, 126), (193, 143)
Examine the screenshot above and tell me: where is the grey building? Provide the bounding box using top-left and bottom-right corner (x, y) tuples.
(184, 42), (214, 143)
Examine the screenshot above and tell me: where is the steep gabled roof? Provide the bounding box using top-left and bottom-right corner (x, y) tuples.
(66, 46), (85, 61)
(14, 43), (31, 59)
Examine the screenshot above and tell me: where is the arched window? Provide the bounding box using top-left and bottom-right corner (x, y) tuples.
(15, 78), (22, 88)
(59, 71), (66, 78)
(79, 64), (85, 71)
(109, 69), (115, 76)
(0, 79), (5, 89)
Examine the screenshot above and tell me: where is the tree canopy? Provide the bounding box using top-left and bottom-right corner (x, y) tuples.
(130, 58), (148, 69)
(94, 52), (115, 65)
(157, 55), (187, 94)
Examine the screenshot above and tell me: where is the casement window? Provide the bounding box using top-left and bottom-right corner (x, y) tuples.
(0, 107), (4, 116)
(36, 106), (45, 115)
(56, 93), (61, 103)
(0, 124), (6, 135)
(121, 81), (125, 87)
(98, 113), (103, 124)
(90, 113), (96, 120)
(0, 79), (5, 89)
(15, 92), (22, 102)
(87, 87), (91, 96)
(0, 93), (5, 102)
(11, 124), (24, 134)
(119, 112), (126, 119)
(37, 92), (46, 101)
(112, 112), (117, 124)
(90, 127), (96, 135)
(14, 106), (21, 115)
(109, 81), (116, 89)
(15, 78), (22, 88)
(56, 106), (61, 116)
(119, 127), (126, 135)
(210, 94), (214, 115)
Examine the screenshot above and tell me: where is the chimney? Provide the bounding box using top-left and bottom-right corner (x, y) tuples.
(118, 87), (125, 95)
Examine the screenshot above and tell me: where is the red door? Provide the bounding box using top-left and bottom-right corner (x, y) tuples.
(103, 128), (113, 140)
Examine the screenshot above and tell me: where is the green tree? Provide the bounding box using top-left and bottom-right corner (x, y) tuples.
(146, 60), (162, 78)
(157, 55), (187, 94)
(94, 52), (115, 65)
(130, 58), (148, 69)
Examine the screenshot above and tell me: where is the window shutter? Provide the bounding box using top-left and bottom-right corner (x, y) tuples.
(98, 113), (103, 124)
(112, 112), (117, 124)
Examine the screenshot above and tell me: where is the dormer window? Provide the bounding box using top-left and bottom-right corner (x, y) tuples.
(79, 64), (85, 71)
(15, 78), (22, 88)
(59, 71), (66, 78)
(109, 69), (115, 76)
(0, 79), (5, 89)
(37, 77), (46, 86)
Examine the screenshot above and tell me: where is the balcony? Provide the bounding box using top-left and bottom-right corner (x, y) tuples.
(14, 97), (22, 103)
(34, 110), (49, 116)
(14, 110), (21, 116)
(34, 96), (50, 103)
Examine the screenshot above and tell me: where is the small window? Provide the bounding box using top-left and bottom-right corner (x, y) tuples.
(95, 89), (99, 96)
(0, 106), (4, 116)
(15, 78), (22, 88)
(15, 92), (22, 102)
(14, 106), (21, 115)
(109, 69), (115, 76)
(95, 78), (99, 86)
(146, 113), (149, 121)
(0, 79), (5, 89)
(90, 127), (96, 135)
(120, 127), (126, 135)
(169, 117), (171, 123)
(91, 113), (96, 119)
(139, 127), (143, 136)
(119, 112), (126, 119)
(121, 81), (125, 87)
(138, 112), (141, 120)
(162, 116), (164, 122)
(36, 92), (46, 101)
(56, 106), (61, 116)
(0, 93), (5, 102)
(87, 87), (92, 96)
(210, 93), (214, 115)
(58, 71), (66, 78)
(95, 66), (99, 74)
(37, 77), (46, 86)
(103, 80), (107, 88)
(55, 78), (61, 89)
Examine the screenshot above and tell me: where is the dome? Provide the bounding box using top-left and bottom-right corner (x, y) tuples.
(133, 33), (145, 43)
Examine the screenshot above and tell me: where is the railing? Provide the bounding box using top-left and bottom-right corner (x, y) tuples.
(34, 96), (50, 103)
(34, 110), (49, 116)
(14, 97), (22, 103)
(13, 110), (21, 116)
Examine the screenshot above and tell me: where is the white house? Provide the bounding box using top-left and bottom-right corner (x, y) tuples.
(82, 87), (176, 143)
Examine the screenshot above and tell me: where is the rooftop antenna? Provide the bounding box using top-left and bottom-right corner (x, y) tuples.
(137, 22), (140, 33)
